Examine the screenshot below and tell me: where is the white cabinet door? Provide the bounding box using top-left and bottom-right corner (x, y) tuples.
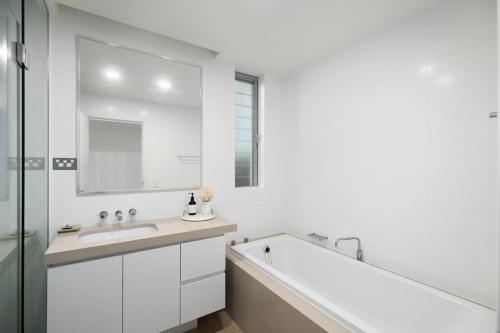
(123, 245), (180, 333)
(181, 273), (225, 323)
(181, 236), (225, 282)
(47, 256), (122, 333)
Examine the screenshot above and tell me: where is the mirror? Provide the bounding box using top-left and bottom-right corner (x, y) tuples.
(77, 37), (202, 195)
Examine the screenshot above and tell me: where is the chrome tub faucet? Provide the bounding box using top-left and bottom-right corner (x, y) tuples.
(335, 237), (363, 261)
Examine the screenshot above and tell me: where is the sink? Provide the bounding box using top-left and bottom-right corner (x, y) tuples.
(79, 224), (158, 243)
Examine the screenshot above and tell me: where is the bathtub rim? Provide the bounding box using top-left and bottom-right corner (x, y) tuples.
(232, 233), (496, 312)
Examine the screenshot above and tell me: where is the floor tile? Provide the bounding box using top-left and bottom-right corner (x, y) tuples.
(186, 311), (243, 333)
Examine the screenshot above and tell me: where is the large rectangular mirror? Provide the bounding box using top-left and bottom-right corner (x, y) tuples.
(77, 37), (202, 195)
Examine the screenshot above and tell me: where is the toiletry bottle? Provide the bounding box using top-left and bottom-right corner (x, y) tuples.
(188, 193), (197, 215)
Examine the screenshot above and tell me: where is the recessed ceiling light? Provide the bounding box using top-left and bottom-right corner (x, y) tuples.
(140, 110), (148, 116)
(106, 106), (115, 112)
(103, 68), (122, 81)
(156, 79), (172, 91)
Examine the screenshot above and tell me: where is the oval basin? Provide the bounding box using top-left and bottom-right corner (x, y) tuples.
(79, 224), (158, 243)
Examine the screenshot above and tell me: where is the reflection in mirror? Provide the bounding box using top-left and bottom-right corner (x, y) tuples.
(77, 37), (202, 194)
(87, 118), (142, 192)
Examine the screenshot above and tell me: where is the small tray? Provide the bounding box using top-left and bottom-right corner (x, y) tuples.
(181, 214), (216, 222)
(57, 224), (81, 233)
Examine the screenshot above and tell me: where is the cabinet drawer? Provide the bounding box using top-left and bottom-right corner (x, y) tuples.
(181, 235), (225, 281)
(181, 273), (225, 323)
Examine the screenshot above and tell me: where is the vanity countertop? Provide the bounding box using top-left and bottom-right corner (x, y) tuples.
(44, 216), (237, 266)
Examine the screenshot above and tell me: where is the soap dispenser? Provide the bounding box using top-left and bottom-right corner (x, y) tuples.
(187, 193), (197, 215)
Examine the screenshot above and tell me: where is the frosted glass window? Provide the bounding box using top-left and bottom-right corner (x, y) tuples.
(235, 73), (258, 187)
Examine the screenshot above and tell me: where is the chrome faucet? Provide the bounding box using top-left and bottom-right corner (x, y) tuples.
(115, 210), (123, 222)
(335, 237), (363, 261)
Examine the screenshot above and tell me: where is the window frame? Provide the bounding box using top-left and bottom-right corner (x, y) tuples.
(235, 72), (259, 187)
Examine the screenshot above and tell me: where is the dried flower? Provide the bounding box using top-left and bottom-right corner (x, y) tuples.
(199, 188), (214, 202)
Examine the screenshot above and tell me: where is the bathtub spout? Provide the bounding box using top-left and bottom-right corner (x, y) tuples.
(335, 237), (363, 261)
(307, 232), (328, 241)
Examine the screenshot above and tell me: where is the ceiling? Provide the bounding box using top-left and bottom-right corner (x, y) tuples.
(79, 37), (201, 107)
(56, 0), (445, 75)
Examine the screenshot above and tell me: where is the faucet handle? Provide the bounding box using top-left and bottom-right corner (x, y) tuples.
(128, 208), (138, 216)
(98, 211), (108, 219)
(115, 210), (123, 222)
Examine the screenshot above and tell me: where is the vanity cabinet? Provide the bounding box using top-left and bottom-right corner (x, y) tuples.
(47, 236), (226, 333)
(123, 245), (180, 333)
(47, 256), (123, 333)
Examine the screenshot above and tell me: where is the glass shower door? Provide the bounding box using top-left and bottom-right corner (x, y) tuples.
(23, 0), (48, 331)
(0, 0), (48, 332)
(0, 0), (22, 332)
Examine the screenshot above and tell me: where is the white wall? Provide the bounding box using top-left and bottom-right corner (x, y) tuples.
(49, 6), (290, 241)
(286, 0), (497, 307)
(80, 93), (201, 191)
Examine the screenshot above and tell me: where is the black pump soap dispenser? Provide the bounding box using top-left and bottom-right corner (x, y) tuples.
(187, 193), (197, 215)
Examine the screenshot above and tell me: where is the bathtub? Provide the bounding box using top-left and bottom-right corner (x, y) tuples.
(231, 234), (496, 333)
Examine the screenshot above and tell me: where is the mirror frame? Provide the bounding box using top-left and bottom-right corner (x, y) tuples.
(75, 35), (203, 196)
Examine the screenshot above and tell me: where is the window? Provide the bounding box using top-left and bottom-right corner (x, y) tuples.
(235, 72), (259, 187)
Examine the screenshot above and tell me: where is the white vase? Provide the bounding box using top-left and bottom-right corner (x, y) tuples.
(200, 202), (212, 215)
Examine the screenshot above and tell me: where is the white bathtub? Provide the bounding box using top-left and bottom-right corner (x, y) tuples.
(232, 234), (496, 333)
